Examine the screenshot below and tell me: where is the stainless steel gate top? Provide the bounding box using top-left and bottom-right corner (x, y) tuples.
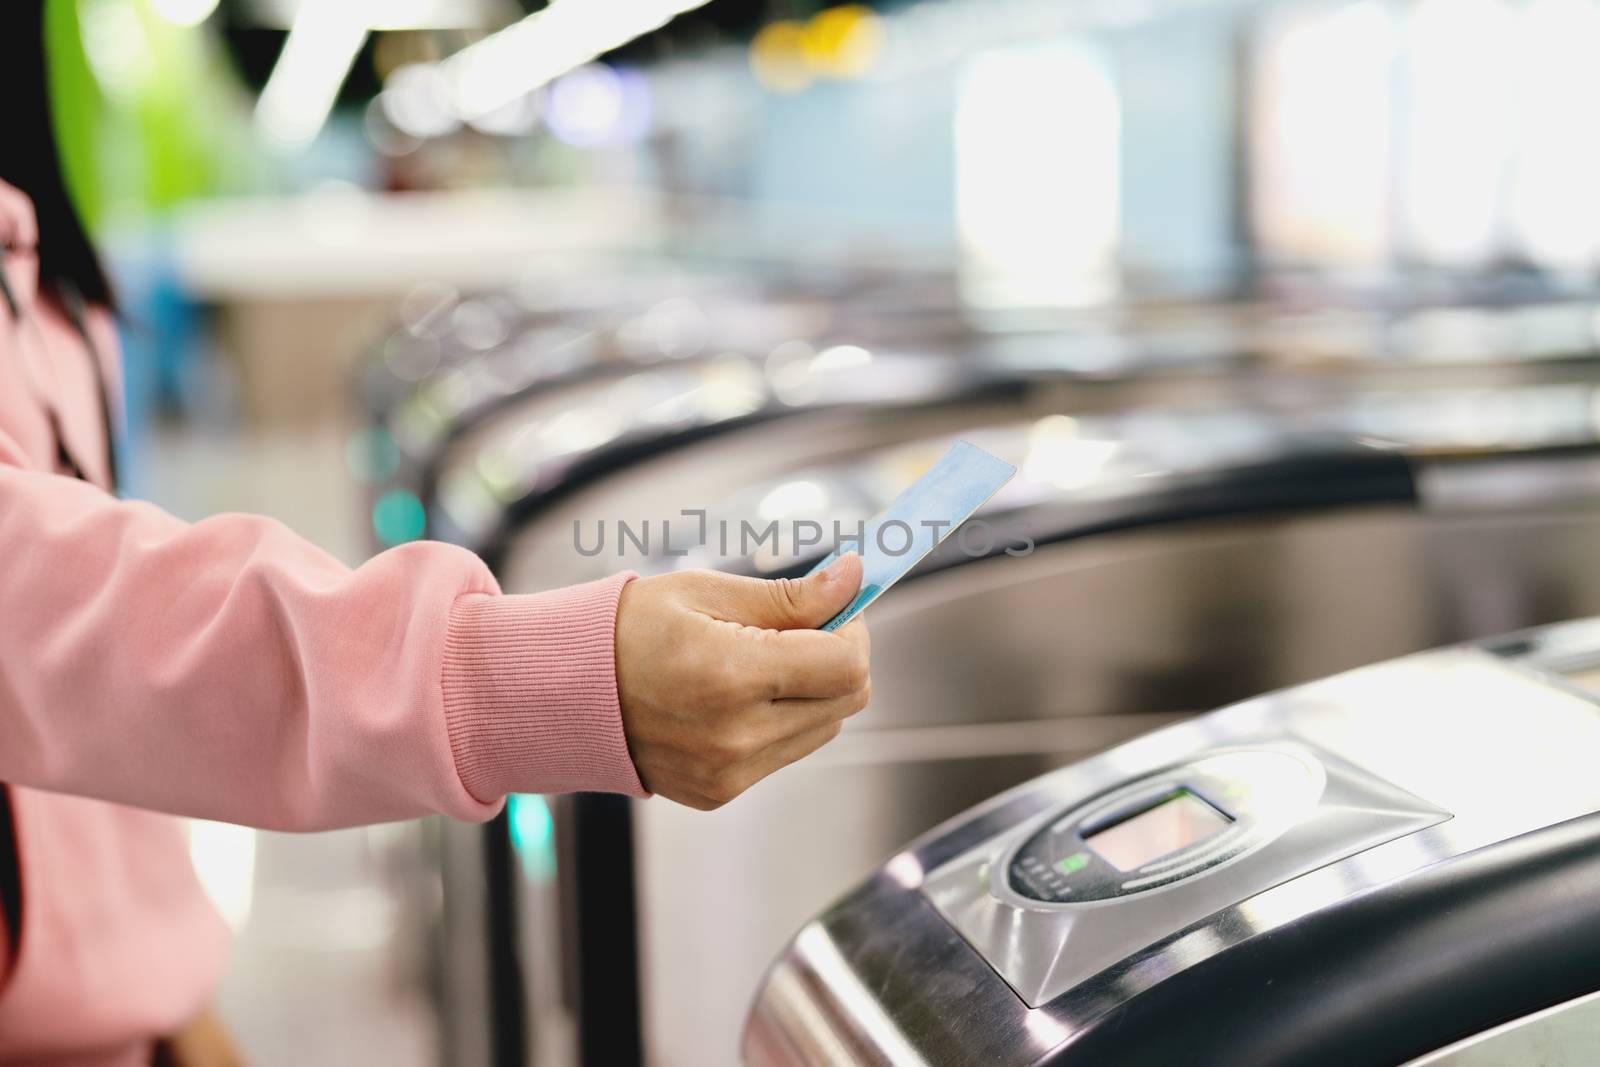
(744, 618), (1600, 1067)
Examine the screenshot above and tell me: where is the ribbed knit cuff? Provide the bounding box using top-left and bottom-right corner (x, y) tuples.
(441, 571), (645, 801)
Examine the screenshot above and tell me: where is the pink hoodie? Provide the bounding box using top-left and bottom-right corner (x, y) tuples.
(0, 181), (643, 1064)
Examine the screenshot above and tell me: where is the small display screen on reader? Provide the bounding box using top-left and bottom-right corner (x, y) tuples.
(1084, 789), (1232, 872)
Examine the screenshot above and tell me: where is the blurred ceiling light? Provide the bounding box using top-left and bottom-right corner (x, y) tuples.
(151, 0), (220, 26)
(80, 0), (154, 101)
(381, 63), (462, 139)
(442, 0), (713, 122)
(254, 0), (511, 150)
(750, 20), (813, 93)
(467, 90), (544, 137)
(545, 64), (652, 147)
(254, 4), (371, 149)
(247, 0), (504, 31)
(801, 5), (884, 80)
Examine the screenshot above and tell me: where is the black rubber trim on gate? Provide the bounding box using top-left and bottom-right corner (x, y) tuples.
(411, 361), (628, 513)
(571, 793), (644, 1067)
(972, 444), (1420, 573)
(484, 810), (527, 1067)
(1045, 810), (1600, 1067)
(751, 442), (1421, 583)
(470, 376), (1031, 571)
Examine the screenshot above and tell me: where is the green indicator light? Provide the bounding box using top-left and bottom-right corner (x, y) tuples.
(1056, 852), (1090, 875)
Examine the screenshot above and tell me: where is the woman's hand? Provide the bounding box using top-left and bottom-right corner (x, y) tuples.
(615, 554), (870, 810)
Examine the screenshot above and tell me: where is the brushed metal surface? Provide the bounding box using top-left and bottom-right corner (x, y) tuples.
(744, 642), (1600, 1066)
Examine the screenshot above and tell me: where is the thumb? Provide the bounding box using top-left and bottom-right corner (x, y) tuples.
(720, 552), (863, 631)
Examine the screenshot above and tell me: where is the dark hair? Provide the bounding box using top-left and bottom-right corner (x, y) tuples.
(0, 1), (115, 308)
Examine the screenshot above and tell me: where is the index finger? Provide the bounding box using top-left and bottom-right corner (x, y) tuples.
(739, 620), (870, 700)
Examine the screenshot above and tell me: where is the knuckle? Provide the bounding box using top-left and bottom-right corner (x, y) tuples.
(704, 768), (749, 806)
(853, 678), (873, 712)
(711, 725), (759, 764)
(845, 657), (871, 693)
(770, 577), (807, 618)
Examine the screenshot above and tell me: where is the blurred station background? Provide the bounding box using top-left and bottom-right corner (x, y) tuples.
(44, 0), (1600, 1064)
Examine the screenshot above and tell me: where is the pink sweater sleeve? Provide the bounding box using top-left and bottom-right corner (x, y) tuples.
(0, 436), (644, 831)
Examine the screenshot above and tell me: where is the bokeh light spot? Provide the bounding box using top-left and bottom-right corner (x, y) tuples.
(508, 794), (557, 883)
(373, 489), (427, 545)
(346, 426), (403, 484)
(750, 21), (813, 93)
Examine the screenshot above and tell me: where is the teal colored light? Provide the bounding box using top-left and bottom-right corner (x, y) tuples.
(345, 426), (401, 484)
(508, 794), (557, 883)
(372, 490), (426, 545)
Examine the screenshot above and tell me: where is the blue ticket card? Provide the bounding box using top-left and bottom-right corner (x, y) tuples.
(808, 441), (1017, 632)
